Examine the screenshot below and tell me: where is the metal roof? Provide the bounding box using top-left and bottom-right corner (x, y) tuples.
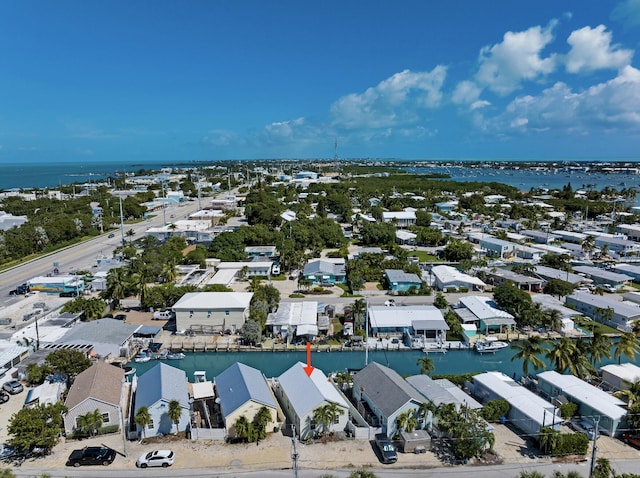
(136, 362), (190, 410)
(458, 296), (514, 321)
(277, 362), (348, 418)
(215, 363), (277, 419)
(573, 266), (633, 283)
(172, 292), (253, 311)
(406, 375), (481, 410)
(368, 305), (445, 329)
(57, 318), (139, 346)
(384, 269), (421, 284)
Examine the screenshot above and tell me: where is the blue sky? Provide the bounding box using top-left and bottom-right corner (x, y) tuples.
(1, 0), (640, 163)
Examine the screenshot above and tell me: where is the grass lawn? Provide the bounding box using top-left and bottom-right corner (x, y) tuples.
(411, 250), (440, 262)
(573, 317), (620, 335)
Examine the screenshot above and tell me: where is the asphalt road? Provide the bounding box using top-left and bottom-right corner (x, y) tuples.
(0, 199), (206, 307)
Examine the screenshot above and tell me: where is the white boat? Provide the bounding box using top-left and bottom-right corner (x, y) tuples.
(166, 352), (185, 360)
(474, 337), (509, 353)
(134, 355), (152, 363)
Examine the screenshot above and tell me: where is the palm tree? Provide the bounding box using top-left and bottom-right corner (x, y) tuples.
(615, 332), (640, 365)
(252, 406), (272, 440)
(614, 379), (640, 406)
(581, 235), (595, 258)
(105, 267), (127, 309)
(349, 470), (378, 478)
(234, 415), (250, 442)
(167, 399), (182, 434)
(587, 331), (612, 367)
(545, 337), (577, 373)
(162, 260), (177, 284)
(416, 356), (435, 375)
(592, 457), (614, 478)
(313, 404), (332, 437)
(510, 336), (547, 377)
(134, 406), (151, 440)
(396, 409), (418, 433)
(88, 408), (104, 436)
(75, 412), (92, 437)
(569, 340), (595, 379)
(543, 309), (563, 333)
(351, 298), (366, 331)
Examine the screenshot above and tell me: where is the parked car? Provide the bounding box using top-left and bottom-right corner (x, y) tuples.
(602, 284), (617, 293)
(622, 432), (640, 449)
(152, 310), (174, 320)
(2, 381), (23, 395)
(569, 419), (595, 440)
(114, 314), (127, 321)
(136, 449), (175, 468)
(0, 391), (9, 403)
(374, 434), (398, 464)
(67, 446), (116, 467)
(107, 233), (115, 238)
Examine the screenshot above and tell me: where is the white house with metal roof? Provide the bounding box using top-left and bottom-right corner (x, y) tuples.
(537, 371), (627, 436)
(384, 269), (422, 293)
(367, 305), (448, 344)
(601, 363), (640, 391)
(302, 259), (346, 285)
(381, 211), (416, 228)
(565, 291), (640, 331)
(470, 372), (562, 436)
(613, 263), (640, 283)
(215, 363), (281, 438)
(172, 292), (253, 334)
(134, 363), (190, 438)
(352, 362), (425, 438)
(274, 362), (350, 440)
(431, 265), (485, 292)
(266, 301), (318, 341)
(406, 374), (481, 411)
(456, 296), (515, 334)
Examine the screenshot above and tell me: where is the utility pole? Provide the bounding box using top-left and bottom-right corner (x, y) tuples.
(589, 416), (600, 478)
(291, 425), (299, 478)
(119, 195), (125, 246)
(161, 181), (167, 225)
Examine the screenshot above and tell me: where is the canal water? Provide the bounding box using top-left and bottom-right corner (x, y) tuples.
(128, 346), (636, 380)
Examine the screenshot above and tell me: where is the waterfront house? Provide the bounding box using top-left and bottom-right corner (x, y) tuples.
(266, 301), (318, 342)
(302, 259), (346, 285)
(406, 375), (481, 412)
(63, 362), (125, 436)
(216, 260), (273, 278)
(135, 363), (190, 438)
(56, 318), (139, 359)
(537, 371), (626, 436)
(215, 363), (280, 437)
(172, 292), (253, 335)
(572, 265), (632, 288)
(565, 291), (640, 330)
(352, 362), (425, 438)
(367, 305), (448, 344)
(274, 362), (349, 440)
(521, 229), (558, 244)
(455, 296), (516, 334)
(384, 269), (422, 293)
(595, 235), (640, 257)
(430, 265), (485, 292)
(470, 372), (562, 436)
(601, 363), (640, 391)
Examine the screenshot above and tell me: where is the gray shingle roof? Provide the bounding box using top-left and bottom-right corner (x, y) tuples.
(353, 362), (424, 417)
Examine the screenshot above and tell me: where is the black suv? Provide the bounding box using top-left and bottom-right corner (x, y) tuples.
(375, 433), (398, 464)
(67, 446), (116, 467)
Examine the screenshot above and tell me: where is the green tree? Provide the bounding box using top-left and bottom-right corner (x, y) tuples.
(88, 408), (104, 436)
(545, 337), (577, 373)
(75, 412), (93, 437)
(312, 402), (344, 437)
(441, 239), (474, 262)
(348, 471), (378, 478)
(7, 403), (67, 453)
(240, 319), (262, 346)
(433, 292), (448, 309)
(252, 406), (272, 440)
(397, 409), (418, 433)
(593, 457), (615, 478)
(45, 349), (92, 381)
(615, 332), (640, 364)
(510, 336), (547, 377)
(614, 379), (640, 406)
(588, 331), (613, 367)
(542, 279), (574, 299)
(134, 406), (151, 440)
(417, 356), (435, 375)
(25, 362), (53, 386)
(167, 399), (182, 434)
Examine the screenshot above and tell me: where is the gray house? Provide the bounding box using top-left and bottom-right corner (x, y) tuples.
(135, 363), (190, 438)
(63, 362), (125, 436)
(565, 291), (640, 330)
(352, 362), (424, 438)
(56, 318), (140, 359)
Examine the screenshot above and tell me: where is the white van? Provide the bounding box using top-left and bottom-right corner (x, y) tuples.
(152, 310), (174, 320)
(271, 263), (281, 275)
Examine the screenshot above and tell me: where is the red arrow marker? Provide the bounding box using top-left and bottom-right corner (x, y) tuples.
(303, 341), (314, 377)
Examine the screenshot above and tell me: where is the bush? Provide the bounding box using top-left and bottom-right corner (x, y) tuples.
(559, 402), (579, 419)
(480, 399), (510, 422)
(554, 432), (589, 456)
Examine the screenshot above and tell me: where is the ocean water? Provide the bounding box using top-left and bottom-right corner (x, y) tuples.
(2, 158), (640, 192)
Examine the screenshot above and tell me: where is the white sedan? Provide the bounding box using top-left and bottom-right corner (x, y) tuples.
(136, 450), (175, 468)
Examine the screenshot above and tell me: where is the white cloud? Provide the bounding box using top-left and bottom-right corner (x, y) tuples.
(489, 65), (640, 135)
(564, 25), (633, 73)
(612, 0), (640, 29)
(474, 23), (558, 96)
(329, 67), (446, 130)
(202, 129), (239, 146)
(452, 80), (482, 105)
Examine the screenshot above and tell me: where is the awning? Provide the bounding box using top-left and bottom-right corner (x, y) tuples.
(296, 324), (318, 336)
